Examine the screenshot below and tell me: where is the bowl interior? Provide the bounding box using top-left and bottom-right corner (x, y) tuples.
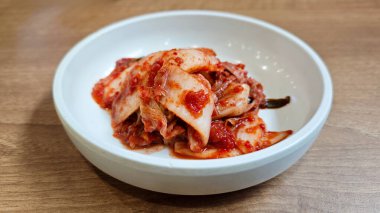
(58, 12), (324, 159)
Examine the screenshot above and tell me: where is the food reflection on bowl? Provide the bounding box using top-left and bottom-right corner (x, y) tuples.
(53, 10), (333, 195)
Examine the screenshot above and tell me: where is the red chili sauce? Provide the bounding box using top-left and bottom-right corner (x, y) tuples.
(174, 57), (184, 65)
(232, 85), (244, 93)
(209, 121), (235, 149)
(183, 90), (209, 118)
(148, 59), (163, 86)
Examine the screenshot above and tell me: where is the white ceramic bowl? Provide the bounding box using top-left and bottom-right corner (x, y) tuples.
(53, 10), (333, 195)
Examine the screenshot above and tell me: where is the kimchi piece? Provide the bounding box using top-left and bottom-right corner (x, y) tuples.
(92, 48), (292, 159)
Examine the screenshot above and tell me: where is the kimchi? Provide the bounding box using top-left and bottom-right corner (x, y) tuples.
(92, 48), (292, 159)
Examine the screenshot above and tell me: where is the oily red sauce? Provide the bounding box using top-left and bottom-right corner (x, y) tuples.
(236, 63), (245, 69)
(240, 139), (268, 153)
(147, 59), (163, 87)
(183, 90), (209, 118)
(245, 126), (258, 134)
(138, 86), (151, 104)
(259, 123), (266, 131)
(243, 140), (255, 153)
(232, 85), (244, 93)
(92, 82), (106, 108)
(260, 140), (272, 149)
(209, 121), (235, 149)
(218, 99), (230, 107)
(129, 74), (140, 94)
(167, 80), (181, 89)
(174, 57), (184, 65)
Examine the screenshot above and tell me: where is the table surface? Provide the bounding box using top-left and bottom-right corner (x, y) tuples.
(1, 0), (380, 212)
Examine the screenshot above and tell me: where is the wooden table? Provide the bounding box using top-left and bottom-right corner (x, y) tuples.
(1, 0), (379, 212)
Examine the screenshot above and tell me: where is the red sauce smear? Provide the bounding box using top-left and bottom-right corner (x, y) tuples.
(138, 86), (151, 104)
(174, 57), (184, 65)
(244, 141), (255, 152)
(92, 83), (106, 108)
(209, 121), (235, 149)
(129, 74), (140, 94)
(232, 85), (244, 93)
(167, 80), (181, 89)
(183, 90), (209, 118)
(245, 126), (257, 133)
(218, 99), (230, 107)
(260, 140), (272, 149)
(148, 59), (163, 87)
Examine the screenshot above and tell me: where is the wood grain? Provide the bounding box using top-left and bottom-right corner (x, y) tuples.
(1, 0), (380, 212)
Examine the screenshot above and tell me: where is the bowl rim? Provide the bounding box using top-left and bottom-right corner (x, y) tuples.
(53, 10), (333, 173)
